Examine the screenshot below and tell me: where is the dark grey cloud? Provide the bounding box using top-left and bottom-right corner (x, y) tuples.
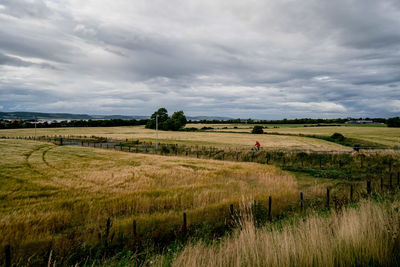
(0, 0), (399, 118)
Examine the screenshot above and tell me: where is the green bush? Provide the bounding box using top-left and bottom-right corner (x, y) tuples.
(330, 132), (345, 141)
(252, 125), (264, 134)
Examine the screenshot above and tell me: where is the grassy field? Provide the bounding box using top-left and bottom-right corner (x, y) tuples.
(156, 198), (400, 267)
(186, 123), (400, 147)
(0, 139), (305, 263)
(0, 126), (351, 151)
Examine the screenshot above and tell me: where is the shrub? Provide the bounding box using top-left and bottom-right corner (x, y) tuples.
(252, 125), (264, 134)
(330, 132), (345, 141)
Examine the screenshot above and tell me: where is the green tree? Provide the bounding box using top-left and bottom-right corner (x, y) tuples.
(387, 117), (400, 127)
(169, 110), (187, 130)
(146, 108), (169, 129)
(146, 108), (187, 131)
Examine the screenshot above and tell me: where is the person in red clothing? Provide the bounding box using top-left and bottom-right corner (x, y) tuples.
(255, 141), (261, 151)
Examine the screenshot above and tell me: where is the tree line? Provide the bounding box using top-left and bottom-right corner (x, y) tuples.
(0, 119), (148, 129)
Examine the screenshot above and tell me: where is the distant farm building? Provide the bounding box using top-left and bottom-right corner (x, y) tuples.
(345, 120), (374, 124)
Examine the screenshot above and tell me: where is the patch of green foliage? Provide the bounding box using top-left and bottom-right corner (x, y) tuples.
(252, 125), (264, 134)
(146, 108), (187, 131)
(387, 117), (400, 127)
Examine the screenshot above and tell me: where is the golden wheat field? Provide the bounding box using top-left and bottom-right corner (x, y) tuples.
(187, 123), (400, 147)
(0, 139), (301, 260)
(0, 125), (350, 151)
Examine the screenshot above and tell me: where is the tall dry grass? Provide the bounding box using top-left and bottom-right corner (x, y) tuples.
(163, 199), (400, 267)
(0, 139), (299, 261)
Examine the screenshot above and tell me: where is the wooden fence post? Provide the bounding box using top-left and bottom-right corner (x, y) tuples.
(367, 180), (371, 195)
(398, 172), (400, 187)
(389, 173), (393, 189)
(182, 212), (187, 234)
(133, 220), (137, 246)
(230, 203), (234, 219)
(326, 188), (330, 209)
(380, 177), (384, 192)
(300, 192), (304, 211)
(5, 243), (11, 267)
(268, 196), (272, 220)
(350, 184), (354, 202)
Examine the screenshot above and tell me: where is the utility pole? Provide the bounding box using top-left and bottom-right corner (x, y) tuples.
(34, 116), (37, 140)
(156, 114), (158, 151)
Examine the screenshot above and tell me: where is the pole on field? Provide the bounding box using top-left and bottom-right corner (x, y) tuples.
(34, 116), (37, 140)
(156, 115), (158, 151)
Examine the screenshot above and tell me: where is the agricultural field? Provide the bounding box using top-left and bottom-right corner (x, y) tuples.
(0, 126), (351, 151)
(2, 139), (325, 264)
(187, 123), (400, 147)
(1, 127), (399, 265)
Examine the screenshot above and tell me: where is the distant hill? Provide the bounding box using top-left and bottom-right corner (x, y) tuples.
(0, 112), (146, 120)
(0, 112), (233, 121)
(187, 116), (233, 121)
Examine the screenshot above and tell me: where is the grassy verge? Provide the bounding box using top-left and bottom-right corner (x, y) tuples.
(150, 195), (400, 267)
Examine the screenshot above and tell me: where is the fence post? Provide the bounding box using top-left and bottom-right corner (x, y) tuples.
(380, 177), (384, 192)
(300, 192), (303, 211)
(326, 188), (330, 209)
(268, 196), (272, 220)
(230, 203), (234, 219)
(5, 243), (10, 267)
(133, 219), (137, 247)
(350, 184), (354, 202)
(389, 173), (393, 190)
(182, 212), (187, 234)
(367, 180), (371, 195)
(398, 172), (400, 187)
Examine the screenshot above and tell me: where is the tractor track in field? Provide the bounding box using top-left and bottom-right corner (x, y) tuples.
(24, 144), (78, 179)
(24, 144), (53, 175)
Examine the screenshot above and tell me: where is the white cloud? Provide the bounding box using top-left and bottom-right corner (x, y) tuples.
(281, 102), (347, 113)
(0, 0), (399, 118)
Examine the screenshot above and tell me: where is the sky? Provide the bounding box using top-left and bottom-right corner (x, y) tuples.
(0, 0), (399, 119)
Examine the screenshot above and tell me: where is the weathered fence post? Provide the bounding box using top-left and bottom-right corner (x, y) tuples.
(5, 244), (10, 267)
(133, 220), (137, 238)
(300, 192), (304, 211)
(268, 196), (272, 220)
(230, 203), (234, 219)
(398, 172), (400, 187)
(326, 188), (330, 209)
(182, 212), (187, 234)
(380, 177), (384, 192)
(350, 184), (354, 202)
(367, 180), (371, 195)
(132, 219), (137, 247)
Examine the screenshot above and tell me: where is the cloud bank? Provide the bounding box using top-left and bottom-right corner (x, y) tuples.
(0, 0), (399, 118)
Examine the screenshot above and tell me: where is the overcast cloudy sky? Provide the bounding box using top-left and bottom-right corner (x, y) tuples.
(0, 0), (399, 119)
